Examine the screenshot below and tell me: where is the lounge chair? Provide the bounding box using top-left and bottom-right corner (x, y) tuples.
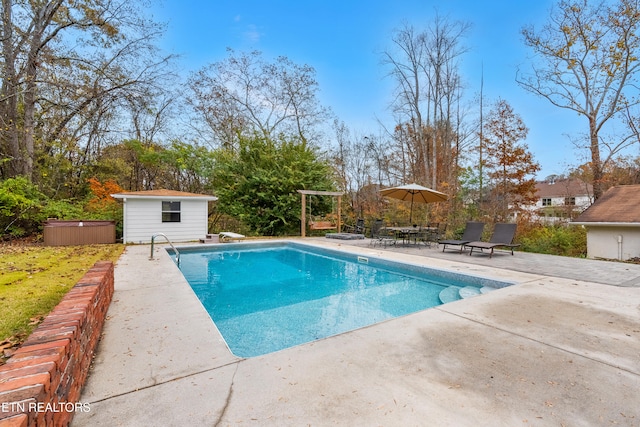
(439, 221), (485, 253)
(466, 223), (519, 258)
(219, 232), (246, 242)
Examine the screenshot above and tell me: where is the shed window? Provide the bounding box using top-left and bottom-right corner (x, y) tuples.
(162, 201), (181, 222)
(542, 198), (552, 206)
(564, 197), (576, 205)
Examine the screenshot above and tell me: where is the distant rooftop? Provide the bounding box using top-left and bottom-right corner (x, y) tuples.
(536, 178), (593, 198)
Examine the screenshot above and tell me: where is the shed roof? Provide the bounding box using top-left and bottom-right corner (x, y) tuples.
(573, 185), (640, 223)
(111, 189), (217, 201)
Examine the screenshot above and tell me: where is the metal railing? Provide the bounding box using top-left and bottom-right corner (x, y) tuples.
(150, 233), (180, 265)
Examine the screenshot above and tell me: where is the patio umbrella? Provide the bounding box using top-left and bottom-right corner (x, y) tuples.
(379, 183), (448, 223)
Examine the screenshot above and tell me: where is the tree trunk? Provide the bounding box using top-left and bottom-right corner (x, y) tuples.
(589, 116), (604, 200)
(1, 0), (21, 177)
(1, 0), (62, 179)
(22, 50), (38, 179)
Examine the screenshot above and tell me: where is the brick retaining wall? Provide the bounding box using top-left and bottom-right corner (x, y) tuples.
(0, 261), (114, 427)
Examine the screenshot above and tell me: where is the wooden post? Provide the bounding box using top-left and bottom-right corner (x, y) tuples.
(301, 193), (306, 237)
(337, 195), (341, 232)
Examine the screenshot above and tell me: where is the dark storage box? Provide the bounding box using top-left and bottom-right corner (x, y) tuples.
(43, 220), (116, 246)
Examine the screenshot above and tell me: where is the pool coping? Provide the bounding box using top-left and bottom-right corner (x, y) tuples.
(72, 238), (640, 426)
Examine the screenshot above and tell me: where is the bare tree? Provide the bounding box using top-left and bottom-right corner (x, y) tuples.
(188, 49), (332, 150)
(0, 0), (174, 181)
(518, 0), (640, 199)
(381, 16), (469, 189)
(330, 120), (393, 217)
(424, 15), (470, 187)
(382, 24), (429, 182)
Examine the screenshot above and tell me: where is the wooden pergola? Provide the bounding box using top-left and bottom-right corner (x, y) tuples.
(297, 190), (343, 237)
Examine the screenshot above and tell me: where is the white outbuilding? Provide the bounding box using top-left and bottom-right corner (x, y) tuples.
(572, 184), (640, 261)
(111, 189), (217, 244)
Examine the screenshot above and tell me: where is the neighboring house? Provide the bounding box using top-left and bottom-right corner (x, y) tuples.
(529, 178), (593, 223)
(573, 184), (640, 261)
(111, 189), (217, 244)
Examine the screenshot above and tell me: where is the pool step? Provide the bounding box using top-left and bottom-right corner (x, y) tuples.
(439, 285), (490, 304)
(199, 233), (220, 243)
(439, 286), (462, 304)
(459, 286), (482, 299)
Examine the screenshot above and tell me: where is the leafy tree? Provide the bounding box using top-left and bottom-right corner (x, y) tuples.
(570, 155), (640, 189)
(211, 135), (336, 236)
(601, 155), (640, 186)
(92, 139), (216, 193)
(157, 141), (217, 194)
(481, 99), (540, 221)
(519, 0), (640, 199)
(86, 178), (123, 215)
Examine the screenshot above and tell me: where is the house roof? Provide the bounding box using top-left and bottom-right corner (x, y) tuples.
(536, 178), (593, 198)
(573, 185), (640, 223)
(111, 189), (218, 201)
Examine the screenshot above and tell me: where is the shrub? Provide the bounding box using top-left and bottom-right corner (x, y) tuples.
(211, 135), (336, 236)
(0, 177), (124, 240)
(518, 224), (586, 257)
(41, 199), (85, 220)
(0, 177), (45, 238)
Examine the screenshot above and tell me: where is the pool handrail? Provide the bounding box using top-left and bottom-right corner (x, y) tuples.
(150, 233), (180, 265)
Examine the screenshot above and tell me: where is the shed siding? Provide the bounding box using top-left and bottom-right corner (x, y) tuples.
(586, 226), (640, 261)
(123, 198), (208, 243)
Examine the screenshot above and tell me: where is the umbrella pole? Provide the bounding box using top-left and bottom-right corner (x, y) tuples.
(409, 196), (414, 224)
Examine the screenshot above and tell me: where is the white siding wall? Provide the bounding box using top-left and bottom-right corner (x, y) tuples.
(529, 194), (592, 223)
(123, 198), (209, 244)
(586, 226), (640, 261)
(534, 194), (591, 210)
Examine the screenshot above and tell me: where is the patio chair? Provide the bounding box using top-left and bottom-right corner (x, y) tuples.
(418, 223), (448, 248)
(415, 223), (438, 247)
(433, 223), (447, 246)
(369, 220), (396, 247)
(439, 221), (485, 253)
(466, 223), (520, 258)
(426, 222), (444, 245)
(344, 218), (367, 235)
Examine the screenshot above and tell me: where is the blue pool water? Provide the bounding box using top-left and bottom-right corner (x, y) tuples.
(175, 242), (510, 357)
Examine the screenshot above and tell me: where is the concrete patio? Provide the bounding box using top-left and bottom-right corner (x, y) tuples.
(72, 238), (640, 426)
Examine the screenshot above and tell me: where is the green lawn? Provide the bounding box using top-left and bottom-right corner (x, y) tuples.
(0, 244), (125, 360)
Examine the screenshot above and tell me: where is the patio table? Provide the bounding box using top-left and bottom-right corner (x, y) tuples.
(382, 226), (440, 247)
(382, 226), (421, 246)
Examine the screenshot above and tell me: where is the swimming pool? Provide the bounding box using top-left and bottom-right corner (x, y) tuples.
(174, 242), (512, 357)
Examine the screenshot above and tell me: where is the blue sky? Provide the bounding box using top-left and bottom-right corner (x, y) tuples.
(150, 0), (587, 179)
